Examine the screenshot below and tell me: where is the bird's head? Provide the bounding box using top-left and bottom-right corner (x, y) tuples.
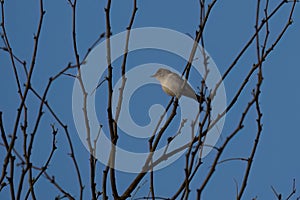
(151, 68), (172, 81)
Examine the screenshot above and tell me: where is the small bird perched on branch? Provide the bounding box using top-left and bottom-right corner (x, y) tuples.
(151, 68), (203, 103)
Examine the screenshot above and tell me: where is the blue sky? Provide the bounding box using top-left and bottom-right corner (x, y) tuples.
(1, 0), (300, 199)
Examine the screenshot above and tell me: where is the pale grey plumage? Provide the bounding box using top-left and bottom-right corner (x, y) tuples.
(151, 68), (202, 103)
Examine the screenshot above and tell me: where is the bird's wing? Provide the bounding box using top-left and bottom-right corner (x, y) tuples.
(165, 73), (183, 97)
(169, 73), (197, 100)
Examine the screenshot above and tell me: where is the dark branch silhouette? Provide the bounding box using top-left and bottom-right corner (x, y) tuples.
(0, 0), (298, 199)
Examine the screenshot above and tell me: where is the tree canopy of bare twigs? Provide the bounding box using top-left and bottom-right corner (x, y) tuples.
(0, 0), (299, 199)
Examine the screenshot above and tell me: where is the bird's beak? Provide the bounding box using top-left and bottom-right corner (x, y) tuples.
(151, 74), (156, 78)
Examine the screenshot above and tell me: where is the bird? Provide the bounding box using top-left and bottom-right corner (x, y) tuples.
(151, 68), (203, 103)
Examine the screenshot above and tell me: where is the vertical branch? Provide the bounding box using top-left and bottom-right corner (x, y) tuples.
(115, 0), (138, 122)
(7, 155), (15, 200)
(149, 143), (155, 200)
(254, 0), (262, 63)
(183, 151), (191, 200)
(237, 70), (263, 200)
(112, 0), (139, 197)
(102, 166), (109, 200)
(22, 0), (47, 195)
(68, 0), (85, 199)
(104, 0), (119, 199)
(0, 0), (23, 98)
(0, 112), (8, 150)
(236, 0), (263, 198)
(20, 102), (28, 192)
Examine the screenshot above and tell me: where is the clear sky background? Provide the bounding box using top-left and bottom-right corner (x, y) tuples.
(0, 0), (300, 199)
